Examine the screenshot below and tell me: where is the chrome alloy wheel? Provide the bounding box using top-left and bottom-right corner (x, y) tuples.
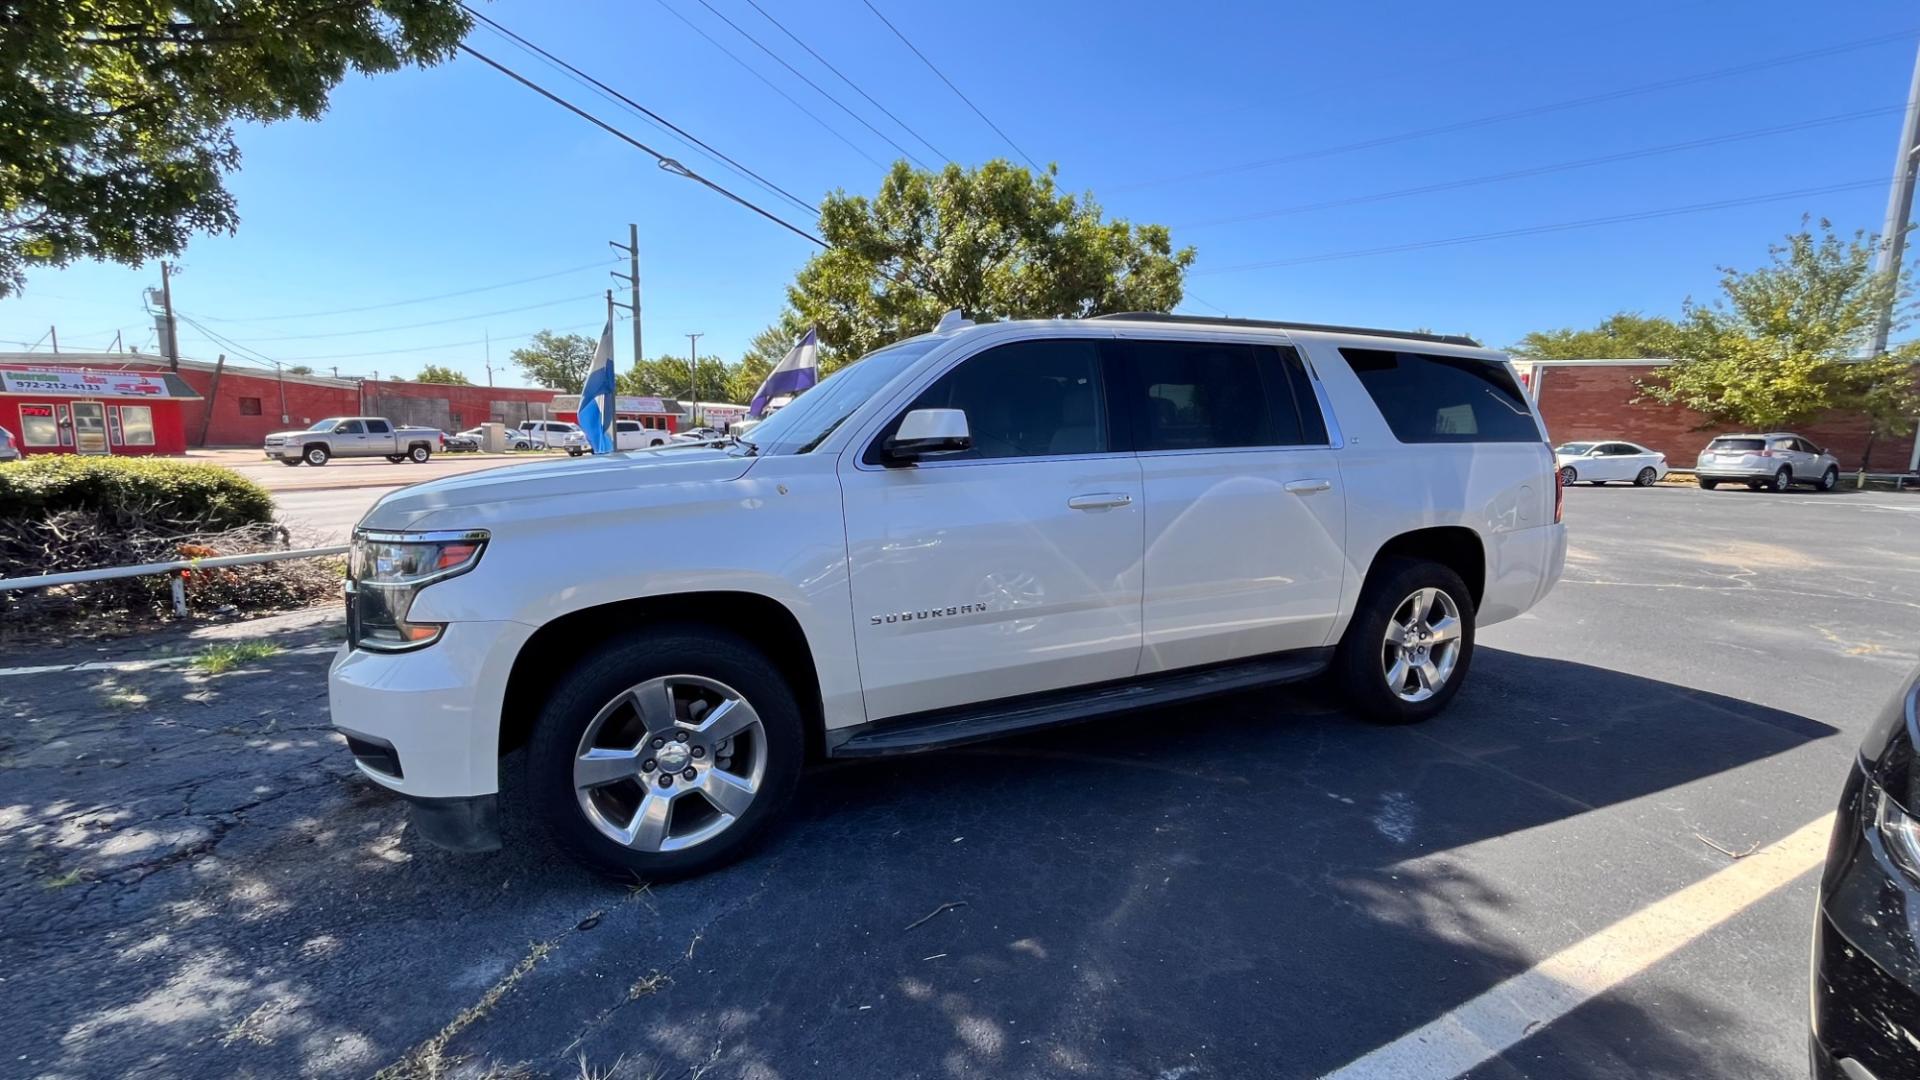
(1381, 587), (1463, 703)
(572, 674), (766, 852)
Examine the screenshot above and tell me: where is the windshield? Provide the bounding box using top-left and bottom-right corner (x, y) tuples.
(744, 337), (944, 456)
(308, 418), (344, 431)
(1708, 437), (1765, 451)
(1556, 442), (1595, 455)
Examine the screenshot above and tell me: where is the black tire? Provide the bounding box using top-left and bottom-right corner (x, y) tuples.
(1587, 480), (1604, 486)
(409, 444), (431, 463)
(526, 626), (805, 881)
(1634, 467), (1657, 486)
(1769, 466), (1791, 492)
(568, 449), (584, 457)
(303, 445), (329, 466)
(1699, 478), (1718, 490)
(386, 455), (406, 464)
(280, 459), (302, 467)
(1558, 465), (1577, 486)
(1333, 558), (1476, 725)
(1819, 466), (1839, 492)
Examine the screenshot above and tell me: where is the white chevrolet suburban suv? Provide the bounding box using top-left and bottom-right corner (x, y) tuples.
(331, 314), (1567, 879)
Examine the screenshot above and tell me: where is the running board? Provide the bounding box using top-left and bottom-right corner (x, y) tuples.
(826, 648), (1332, 758)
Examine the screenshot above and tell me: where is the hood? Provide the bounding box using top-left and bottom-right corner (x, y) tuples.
(357, 446), (755, 531)
(264, 429), (314, 441)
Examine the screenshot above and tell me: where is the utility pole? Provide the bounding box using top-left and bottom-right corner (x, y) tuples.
(273, 361), (289, 424)
(159, 260), (179, 372)
(1874, 44), (1920, 471)
(610, 224), (641, 369)
(483, 329), (494, 387)
(686, 332), (704, 426)
(48, 325), (58, 354)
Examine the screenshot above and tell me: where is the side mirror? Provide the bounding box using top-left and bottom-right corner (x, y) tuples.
(883, 408), (972, 465)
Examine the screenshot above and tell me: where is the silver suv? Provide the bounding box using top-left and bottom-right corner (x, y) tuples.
(1695, 432), (1840, 492)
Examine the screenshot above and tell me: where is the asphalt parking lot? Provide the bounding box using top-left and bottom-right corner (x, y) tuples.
(3, 484), (1916, 1080)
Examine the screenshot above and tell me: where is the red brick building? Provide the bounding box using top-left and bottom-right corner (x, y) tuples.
(0, 352), (563, 448)
(1516, 359), (1920, 474)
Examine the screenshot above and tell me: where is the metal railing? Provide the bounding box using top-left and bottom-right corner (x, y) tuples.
(0, 545), (348, 616)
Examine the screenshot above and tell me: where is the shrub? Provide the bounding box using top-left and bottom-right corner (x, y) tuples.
(0, 456), (273, 532)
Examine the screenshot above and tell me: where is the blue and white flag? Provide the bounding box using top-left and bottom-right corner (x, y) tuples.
(749, 328), (819, 417)
(577, 317), (616, 454)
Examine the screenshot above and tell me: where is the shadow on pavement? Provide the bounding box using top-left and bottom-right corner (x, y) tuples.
(0, 645), (1832, 1079)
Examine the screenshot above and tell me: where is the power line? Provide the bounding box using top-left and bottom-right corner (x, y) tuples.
(266, 320), (611, 363)
(461, 4), (819, 217)
(183, 293), (603, 342)
(858, 0), (1039, 170)
(688, 0), (928, 168)
(1118, 27), (1920, 193)
(653, 0), (885, 169)
(1192, 177), (1893, 275)
(197, 259), (619, 322)
(460, 44), (828, 247)
(1174, 105), (1908, 231)
(739, 0), (947, 163)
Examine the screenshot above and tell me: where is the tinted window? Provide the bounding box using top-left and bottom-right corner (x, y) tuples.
(337, 420), (366, 434)
(1339, 349), (1538, 443)
(1709, 437), (1764, 451)
(1121, 340), (1314, 451)
(884, 339), (1106, 461)
(366, 419), (391, 433)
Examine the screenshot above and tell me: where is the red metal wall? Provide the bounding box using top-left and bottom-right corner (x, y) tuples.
(4, 396), (187, 456)
(1532, 363), (1918, 471)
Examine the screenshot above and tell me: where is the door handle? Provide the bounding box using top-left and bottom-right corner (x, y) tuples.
(1285, 478), (1333, 494)
(1068, 492), (1133, 511)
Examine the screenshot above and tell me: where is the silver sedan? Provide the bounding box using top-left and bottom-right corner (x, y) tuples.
(1554, 441), (1669, 487)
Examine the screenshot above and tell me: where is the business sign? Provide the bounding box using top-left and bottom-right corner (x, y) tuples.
(615, 395), (667, 414)
(0, 369), (169, 397)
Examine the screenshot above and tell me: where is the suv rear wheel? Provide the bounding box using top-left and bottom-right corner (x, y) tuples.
(1769, 466), (1792, 492)
(1334, 558), (1475, 725)
(526, 626), (804, 880)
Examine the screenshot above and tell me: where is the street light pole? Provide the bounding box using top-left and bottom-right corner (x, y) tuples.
(1874, 42), (1920, 362)
(686, 332), (704, 426)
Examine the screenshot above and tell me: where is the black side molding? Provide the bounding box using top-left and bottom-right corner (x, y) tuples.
(827, 648), (1332, 758)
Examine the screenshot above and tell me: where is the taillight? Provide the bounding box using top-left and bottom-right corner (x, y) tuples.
(1554, 461), (1565, 523)
(1758, 448), (1774, 458)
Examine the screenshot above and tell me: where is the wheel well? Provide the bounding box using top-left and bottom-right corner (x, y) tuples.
(498, 592), (826, 763)
(1366, 527), (1486, 610)
(303, 442), (328, 455)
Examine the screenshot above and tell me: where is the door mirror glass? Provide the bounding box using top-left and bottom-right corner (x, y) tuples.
(883, 408), (972, 465)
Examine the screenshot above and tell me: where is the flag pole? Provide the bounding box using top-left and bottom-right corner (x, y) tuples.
(603, 289), (617, 449)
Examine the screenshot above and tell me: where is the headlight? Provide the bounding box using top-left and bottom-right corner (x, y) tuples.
(346, 529), (488, 652)
(1874, 786), (1920, 884)
(1862, 674), (1920, 883)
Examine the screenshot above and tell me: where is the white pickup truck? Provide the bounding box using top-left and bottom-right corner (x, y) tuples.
(330, 314), (1566, 878)
(264, 417), (442, 466)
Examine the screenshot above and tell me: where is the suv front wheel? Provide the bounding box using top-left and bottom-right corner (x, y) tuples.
(527, 626), (804, 880)
(1334, 558), (1476, 725)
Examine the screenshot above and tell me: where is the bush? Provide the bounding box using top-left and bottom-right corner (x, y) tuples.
(0, 456), (273, 532)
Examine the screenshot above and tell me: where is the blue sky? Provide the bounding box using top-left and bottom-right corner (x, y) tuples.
(3, 0), (1916, 386)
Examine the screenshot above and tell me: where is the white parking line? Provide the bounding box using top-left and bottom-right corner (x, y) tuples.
(1318, 813), (1835, 1080)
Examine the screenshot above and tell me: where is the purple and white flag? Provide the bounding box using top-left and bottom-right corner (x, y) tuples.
(748, 328), (819, 417)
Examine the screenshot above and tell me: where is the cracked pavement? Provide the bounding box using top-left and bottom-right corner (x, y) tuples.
(1, 485), (1916, 1079)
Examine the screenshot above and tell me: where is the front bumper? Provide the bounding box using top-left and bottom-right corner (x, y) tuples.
(264, 444), (296, 459)
(1812, 766), (1920, 1080)
(329, 619), (535, 800)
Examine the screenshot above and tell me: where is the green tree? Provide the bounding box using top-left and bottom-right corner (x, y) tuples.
(1512, 312), (1683, 360)
(1, 2), (471, 296)
(1636, 219), (1919, 461)
(789, 160), (1196, 356)
(511, 330), (595, 390)
(415, 363), (470, 385)
(619, 354), (732, 400)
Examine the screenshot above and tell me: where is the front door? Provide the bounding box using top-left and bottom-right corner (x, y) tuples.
(839, 336), (1145, 720)
(1112, 335), (1349, 674)
(70, 401), (108, 454)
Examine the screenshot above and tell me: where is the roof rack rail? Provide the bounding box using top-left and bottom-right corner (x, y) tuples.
(1088, 312), (1481, 348)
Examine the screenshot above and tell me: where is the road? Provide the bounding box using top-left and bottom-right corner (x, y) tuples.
(2, 484), (1916, 1079)
(275, 484), (398, 543)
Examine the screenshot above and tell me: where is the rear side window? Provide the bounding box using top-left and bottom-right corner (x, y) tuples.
(1118, 340), (1324, 451)
(1339, 349), (1539, 443)
(366, 419), (391, 433)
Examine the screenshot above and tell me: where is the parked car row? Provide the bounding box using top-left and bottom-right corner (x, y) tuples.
(1553, 431), (1844, 493)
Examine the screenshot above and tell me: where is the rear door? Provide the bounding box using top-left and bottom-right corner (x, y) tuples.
(365, 418), (395, 454)
(838, 335), (1145, 719)
(1113, 333), (1348, 673)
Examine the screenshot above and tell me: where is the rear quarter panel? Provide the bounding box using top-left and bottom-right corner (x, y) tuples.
(1293, 333), (1562, 634)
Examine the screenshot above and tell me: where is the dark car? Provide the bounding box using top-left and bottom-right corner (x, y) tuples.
(1813, 664), (1920, 1079)
(442, 431), (480, 453)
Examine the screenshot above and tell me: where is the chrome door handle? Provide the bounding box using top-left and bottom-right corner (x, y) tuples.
(1068, 492), (1133, 510)
(1285, 478), (1333, 494)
